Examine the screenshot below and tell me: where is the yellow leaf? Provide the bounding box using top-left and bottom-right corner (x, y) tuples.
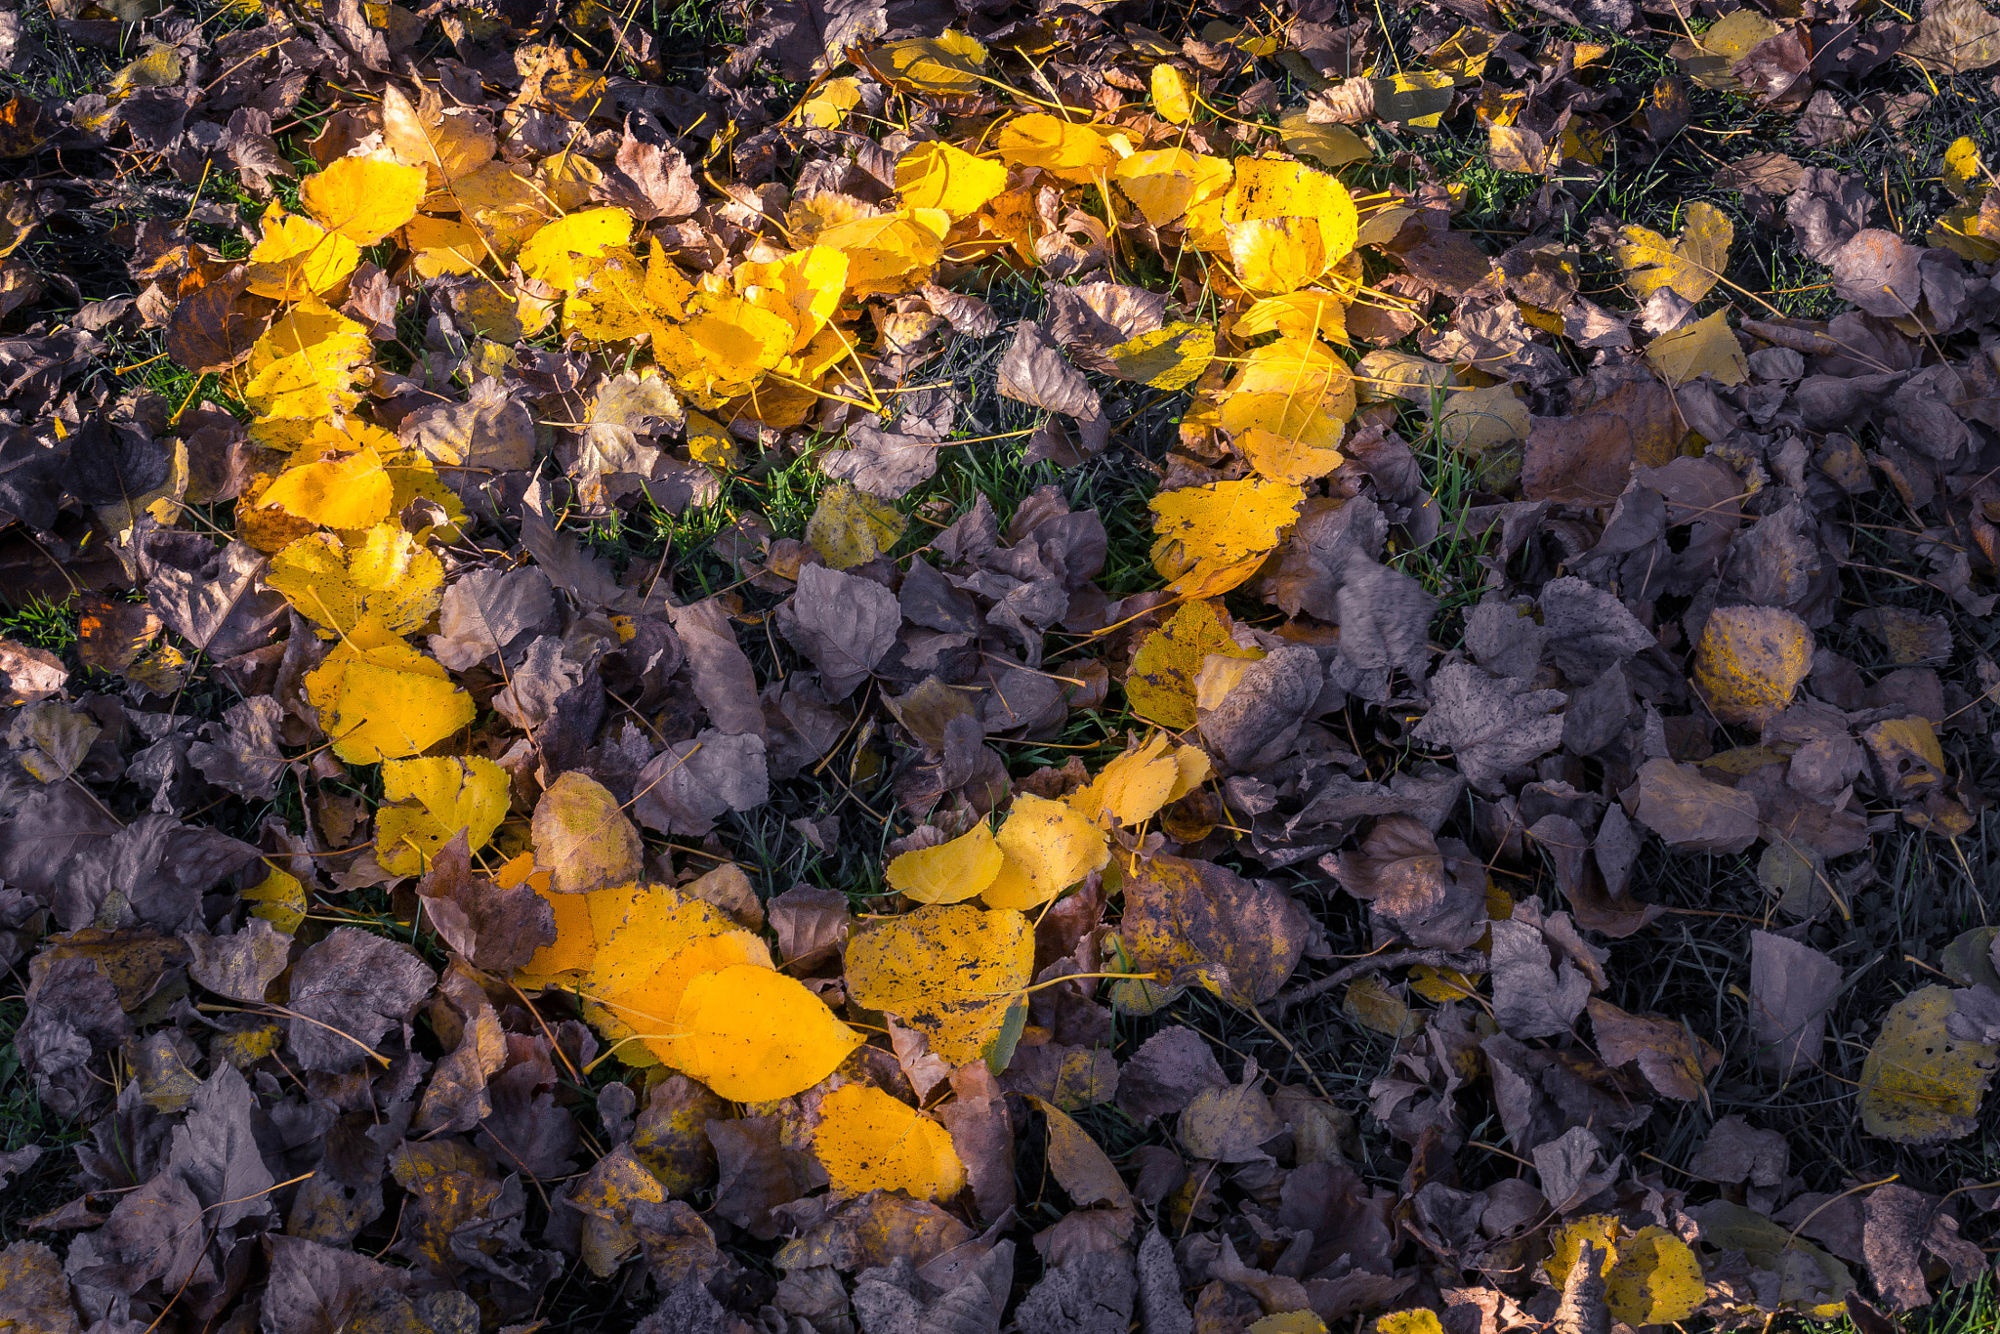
(812, 1084), (966, 1200)
(1693, 605), (1812, 726)
(811, 208), (947, 297)
(374, 755), (510, 878)
(255, 446), (394, 532)
(735, 244), (848, 352)
(564, 246), (658, 342)
(1223, 155), (1358, 263)
(1226, 393), (1348, 484)
(1150, 476), (1306, 598)
(1545, 1214), (1622, 1289)
(266, 523), (443, 638)
(1375, 1313), (1446, 1334)
(1605, 1226), (1704, 1326)
(862, 30), (987, 96)
(1615, 201), (1732, 302)
(1105, 322), (1215, 391)
(672, 963), (862, 1101)
(1432, 384), (1529, 452)
(594, 927), (773, 1071)
(807, 482), (906, 569)
(796, 76), (862, 129)
(1229, 216), (1328, 296)
(995, 113), (1119, 183)
(1944, 135), (1986, 200)
(895, 140), (1008, 218)
(1645, 309), (1747, 386)
(405, 213), (487, 278)
(1249, 1315), (1327, 1334)
(532, 771), (646, 896)
(1067, 734), (1208, 828)
(1277, 112), (1371, 169)
(1235, 290), (1349, 345)
(1126, 601), (1262, 731)
(1151, 64), (1194, 123)
(301, 155), (427, 246)
(242, 303), (372, 435)
(246, 213), (359, 300)
(886, 823), (1004, 905)
(380, 84), (495, 189)
(303, 623), (474, 763)
(1111, 148), (1232, 228)
(519, 207), (635, 291)
(846, 903), (1034, 1065)
(984, 793), (1110, 909)
(656, 296), (795, 400)
(1860, 984), (1998, 1144)
(244, 864), (306, 934)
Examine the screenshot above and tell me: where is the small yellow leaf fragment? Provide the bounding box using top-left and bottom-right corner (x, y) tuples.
(374, 755), (510, 878)
(301, 156), (427, 246)
(797, 76), (862, 129)
(846, 903), (1034, 1065)
(812, 1084), (966, 1200)
(886, 823), (1004, 905)
(1693, 605), (1812, 726)
(672, 964), (862, 1102)
(1248, 1314), (1327, 1334)
(985, 793), (1110, 910)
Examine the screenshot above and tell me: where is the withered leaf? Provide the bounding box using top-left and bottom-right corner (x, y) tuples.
(284, 927), (433, 1072)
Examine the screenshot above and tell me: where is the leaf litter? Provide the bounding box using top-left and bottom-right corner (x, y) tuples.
(1, 0), (1999, 1329)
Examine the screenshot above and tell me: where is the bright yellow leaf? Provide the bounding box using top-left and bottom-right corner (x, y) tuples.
(1151, 63), (1194, 123)
(255, 447), (394, 531)
(671, 964), (862, 1101)
(301, 155), (427, 246)
(1374, 1312), (1446, 1334)
(267, 523), (443, 638)
(811, 208), (947, 297)
(735, 244), (848, 352)
(1112, 148), (1232, 229)
(374, 755), (510, 878)
(519, 207), (636, 291)
(1235, 290), (1350, 345)
(813, 1084), (966, 1200)
(1229, 216), (1327, 295)
(1223, 156), (1358, 264)
(1150, 476), (1306, 598)
(862, 30), (987, 96)
(242, 303), (372, 437)
(1068, 734), (1209, 828)
(995, 113), (1119, 183)
(895, 140), (1008, 218)
(984, 793), (1110, 910)
(302, 623), (474, 764)
(797, 76), (862, 129)
(886, 823), (1004, 905)
(1105, 323), (1215, 391)
(846, 903), (1034, 1065)
(246, 213), (360, 300)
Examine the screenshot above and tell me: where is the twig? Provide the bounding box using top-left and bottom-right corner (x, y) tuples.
(1269, 948), (1486, 1017)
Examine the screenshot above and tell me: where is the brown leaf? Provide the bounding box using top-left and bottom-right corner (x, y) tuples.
(284, 927), (434, 1072)
(1748, 929), (1843, 1079)
(1587, 997), (1719, 1100)
(1522, 377), (1680, 506)
(997, 321), (1102, 422)
(1631, 758), (1761, 854)
(1122, 854), (1309, 1005)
